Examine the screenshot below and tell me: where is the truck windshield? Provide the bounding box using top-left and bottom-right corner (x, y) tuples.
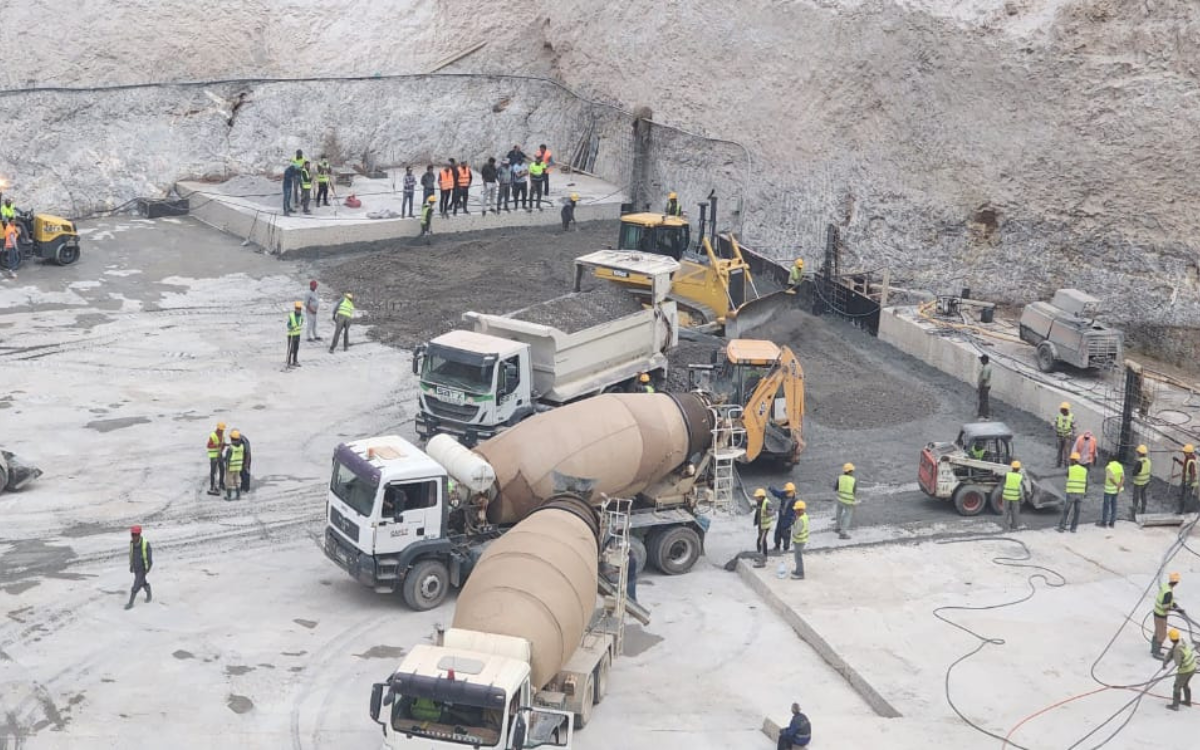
(330, 459), (378, 518)
(391, 693), (504, 747)
(422, 345), (495, 392)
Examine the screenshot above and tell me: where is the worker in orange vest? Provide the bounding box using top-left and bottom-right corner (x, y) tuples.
(454, 160), (473, 216)
(535, 144), (553, 195)
(438, 160), (457, 218)
(1072, 430), (1098, 473)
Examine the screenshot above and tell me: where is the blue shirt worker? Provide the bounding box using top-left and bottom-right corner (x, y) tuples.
(777, 702), (812, 748)
(771, 482), (797, 552)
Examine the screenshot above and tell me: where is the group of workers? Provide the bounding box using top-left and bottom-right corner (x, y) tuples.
(751, 463), (858, 579)
(1151, 573), (1195, 711)
(282, 149), (334, 216)
(286, 282), (355, 366)
(205, 421), (253, 501)
(2, 196), (23, 273)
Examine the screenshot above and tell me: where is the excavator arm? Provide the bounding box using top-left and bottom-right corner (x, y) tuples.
(742, 368), (784, 463)
(778, 346), (806, 461)
(740, 346), (806, 464)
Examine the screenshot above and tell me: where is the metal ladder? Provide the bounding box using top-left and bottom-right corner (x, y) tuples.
(710, 406), (746, 511)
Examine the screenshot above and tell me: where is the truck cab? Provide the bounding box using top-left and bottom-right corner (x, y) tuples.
(414, 331), (533, 446)
(370, 637), (573, 750)
(324, 435), (462, 611)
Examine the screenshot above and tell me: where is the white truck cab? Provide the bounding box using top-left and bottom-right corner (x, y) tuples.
(370, 631), (573, 750)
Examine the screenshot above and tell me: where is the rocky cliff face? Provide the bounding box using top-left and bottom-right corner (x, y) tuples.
(1, 0), (1196, 362)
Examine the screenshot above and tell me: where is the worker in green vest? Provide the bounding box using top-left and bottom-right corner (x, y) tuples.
(299, 161), (314, 214)
(1057, 452), (1087, 534)
(1100, 456), (1124, 528)
(834, 463), (857, 540)
(1151, 572), (1182, 658)
(665, 191), (682, 217)
(224, 430), (246, 501)
(125, 525), (153, 610)
(420, 195), (436, 240)
(969, 441), (987, 461)
(1131, 444), (1152, 519)
(753, 487), (772, 566)
(1054, 402), (1075, 468)
(528, 159), (546, 211)
(329, 292), (355, 353)
(1164, 627), (1196, 711)
(1179, 444), (1197, 515)
(410, 696), (442, 722)
(206, 421), (227, 496)
(316, 156), (333, 206)
(286, 301), (303, 368)
(637, 373), (655, 393)
(1002, 460), (1026, 531)
(0, 198), (15, 222)
(790, 500), (809, 580)
(291, 149), (305, 207)
(787, 258), (805, 291)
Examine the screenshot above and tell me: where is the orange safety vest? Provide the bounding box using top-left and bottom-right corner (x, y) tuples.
(456, 165), (472, 187)
(538, 148), (553, 170)
(439, 169), (455, 190)
(3, 224), (17, 249)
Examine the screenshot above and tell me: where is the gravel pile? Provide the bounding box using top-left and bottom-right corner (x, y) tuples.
(508, 282), (645, 333)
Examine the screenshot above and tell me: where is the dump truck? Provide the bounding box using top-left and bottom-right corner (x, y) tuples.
(414, 251), (680, 446)
(369, 495), (635, 747)
(325, 392), (716, 610)
(1019, 288), (1123, 373)
(918, 421), (1064, 516)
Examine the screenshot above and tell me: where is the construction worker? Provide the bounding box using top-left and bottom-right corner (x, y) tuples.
(834, 463), (857, 540)
(969, 441), (987, 461)
(1002, 460), (1026, 531)
(438, 161), (456, 218)
(1131, 444), (1152, 519)
(636, 373), (654, 394)
(453, 160), (472, 216)
(1099, 454), (1124, 528)
(497, 159), (513, 212)
(777, 702), (812, 748)
(1, 197), (15, 223)
(1151, 572), (1183, 658)
(223, 430), (246, 501)
(535, 144), (553, 194)
(125, 525), (153, 610)
(286, 301), (303, 368)
(561, 193), (579, 232)
(506, 144), (527, 165)
(771, 482), (797, 553)
(282, 161), (298, 215)
(329, 292), (354, 353)
(316, 155), (332, 207)
(236, 430), (252, 492)
(421, 164), (437, 206)
(1054, 402), (1075, 468)
(790, 501), (809, 580)
(1163, 628), (1196, 711)
(3, 219), (19, 273)
(1058, 452), (1087, 533)
(1073, 430), (1098, 473)
(976, 354), (992, 420)
(480, 157), (498, 215)
(305, 280), (321, 342)
(753, 488), (772, 565)
(1179, 444), (1197, 514)
(206, 422), (227, 496)
(665, 191), (682, 217)
(511, 160), (529, 210)
(299, 160), (314, 214)
(421, 195), (436, 239)
(787, 259), (805, 290)
(528, 158), (547, 211)
(290, 149), (305, 207)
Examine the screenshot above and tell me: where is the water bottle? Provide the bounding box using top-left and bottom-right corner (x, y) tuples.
(775, 560), (788, 579)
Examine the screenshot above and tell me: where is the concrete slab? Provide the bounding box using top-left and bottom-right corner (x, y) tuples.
(176, 169), (627, 257)
(740, 522), (1200, 748)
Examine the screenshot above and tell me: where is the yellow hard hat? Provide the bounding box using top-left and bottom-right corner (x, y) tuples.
(1170, 572), (1181, 583)
(216, 422), (226, 430)
(793, 500), (806, 511)
(294, 300), (303, 308)
(230, 429), (241, 440)
(1060, 402), (1070, 410)
(639, 373), (650, 383)
(1136, 445), (1148, 455)
(1011, 460), (1021, 470)
(427, 195), (437, 203)
(1069, 452), (1081, 461)
(668, 192), (677, 199)
(794, 258), (804, 268)
(1169, 628), (1181, 641)
(784, 482), (796, 494)
(1185, 444), (1195, 453)
(843, 463), (855, 472)
(754, 488), (767, 498)
(345, 293), (354, 300)
(570, 193), (579, 201)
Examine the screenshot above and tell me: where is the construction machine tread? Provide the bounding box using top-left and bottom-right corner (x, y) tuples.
(625, 288), (718, 327)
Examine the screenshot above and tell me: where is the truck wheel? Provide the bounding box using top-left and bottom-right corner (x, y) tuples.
(401, 559), (450, 611)
(592, 653), (610, 705)
(574, 675), (595, 729)
(629, 536), (647, 576)
(952, 484), (988, 516)
(1036, 342), (1057, 373)
(988, 485), (1005, 515)
(54, 243), (80, 266)
(648, 526), (702, 575)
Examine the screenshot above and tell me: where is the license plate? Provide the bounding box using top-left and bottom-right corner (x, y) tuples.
(436, 386), (466, 405)
(611, 269), (629, 278)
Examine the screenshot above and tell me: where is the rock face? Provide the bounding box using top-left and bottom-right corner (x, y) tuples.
(1, 0), (1197, 363)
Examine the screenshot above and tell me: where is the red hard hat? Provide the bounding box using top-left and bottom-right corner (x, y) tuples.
(130, 525), (142, 535)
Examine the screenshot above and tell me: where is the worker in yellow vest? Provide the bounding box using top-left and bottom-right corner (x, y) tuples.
(528, 159), (547, 211)
(286, 301), (304, 368)
(1151, 572), (1182, 658)
(753, 488), (772, 566)
(834, 463), (857, 540)
(1058, 452), (1087, 533)
(299, 161), (314, 214)
(206, 422), (227, 496)
(1100, 456), (1124, 528)
(1, 198), (15, 223)
(1131, 444), (1152, 519)
(223, 430), (246, 501)
(790, 500), (809, 580)
(329, 292), (355, 353)
(1163, 627), (1196, 711)
(316, 156), (333, 206)
(1179, 444), (1197, 514)
(125, 525), (153, 610)
(1002, 460), (1026, 531)
(1054, 402), (1075, 468)
(291, 150), (305, 206)
(421, 195), (436, 240)
(665, 192), (682, 217)
(787, 259), (805, 291)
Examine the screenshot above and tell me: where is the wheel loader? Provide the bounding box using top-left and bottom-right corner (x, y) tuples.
(10, 209), (82, 266)
(688, 339), (805, 465)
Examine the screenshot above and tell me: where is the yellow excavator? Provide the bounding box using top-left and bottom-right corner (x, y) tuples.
(689, 339), (805, 465)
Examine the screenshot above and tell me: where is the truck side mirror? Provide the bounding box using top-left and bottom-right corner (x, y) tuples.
(412, 344), (426, 376)
(369, 683), (385, 726)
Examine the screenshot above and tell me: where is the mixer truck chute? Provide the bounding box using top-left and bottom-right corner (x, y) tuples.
(325, 393), (716, 611)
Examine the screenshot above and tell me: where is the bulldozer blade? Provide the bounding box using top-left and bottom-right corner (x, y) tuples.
(2, 451), (43, 492)
(724, 289), (798, 339)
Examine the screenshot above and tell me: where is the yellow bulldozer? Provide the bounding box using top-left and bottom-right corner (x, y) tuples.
(689, 339), (805, 465)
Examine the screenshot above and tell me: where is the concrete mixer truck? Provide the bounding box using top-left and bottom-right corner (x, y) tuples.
(324, 392), (717, 610)
(369, 495), (634, 746)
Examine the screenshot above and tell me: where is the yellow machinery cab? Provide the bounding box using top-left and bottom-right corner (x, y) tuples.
(14, 210), (82, 265)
